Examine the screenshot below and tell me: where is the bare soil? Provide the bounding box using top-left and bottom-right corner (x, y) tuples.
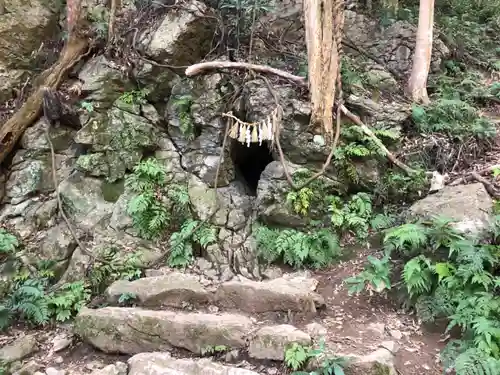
(312, 247), (444, 375)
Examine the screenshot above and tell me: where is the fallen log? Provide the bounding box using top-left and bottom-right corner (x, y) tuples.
(0, 36), (89, 165)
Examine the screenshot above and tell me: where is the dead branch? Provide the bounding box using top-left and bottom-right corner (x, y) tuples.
(185, 60), (417, 175)
(470, 172), (500, 199)
(449, 164), (500, 186)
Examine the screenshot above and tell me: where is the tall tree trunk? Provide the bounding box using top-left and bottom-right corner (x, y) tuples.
(304, 0), (343, 140)
(407, 0), (435, 104)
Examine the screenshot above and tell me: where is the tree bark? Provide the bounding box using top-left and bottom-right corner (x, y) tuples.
(0, 37), (89, 164)
(406, 0), (435, 104)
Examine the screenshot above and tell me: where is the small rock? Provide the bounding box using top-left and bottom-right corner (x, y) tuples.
(380, 341), (400, 354)
(45, 368), (66, 375)
(305, 322), (327, 338)
(248, 325), (311, 361)
(261, 266), (283, 280)
(367, 322), (386, 336)
(53, 356), (64, 364)
(0, 335), (38, 363)
(89, 362), (128, 375)
(51, 334), (73, 352)
(389, 329), (402, 340)
(224, 349), (240, 362)
(195, 257), (213, 271)
(13, 360), (43, 375)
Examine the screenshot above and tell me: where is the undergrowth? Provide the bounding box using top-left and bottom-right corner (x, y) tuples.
(285, 339), (349, 375)
(0, 229), (144, 330)
(347, 215), (500, 375)
(126, 158), (217, 267)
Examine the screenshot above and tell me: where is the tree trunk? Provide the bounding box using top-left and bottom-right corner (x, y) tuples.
(304, 0), (342, 140)
(0, 36), (89, 164)
(406, 0), (435, 104)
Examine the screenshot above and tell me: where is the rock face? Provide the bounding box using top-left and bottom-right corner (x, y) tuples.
(0, 0), (59, 100)
(410, 183), (494, 235)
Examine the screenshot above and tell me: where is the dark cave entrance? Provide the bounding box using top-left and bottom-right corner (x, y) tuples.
(230, 140), (275, 195)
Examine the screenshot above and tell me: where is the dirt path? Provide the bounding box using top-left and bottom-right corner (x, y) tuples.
(313, 248), (444, 375)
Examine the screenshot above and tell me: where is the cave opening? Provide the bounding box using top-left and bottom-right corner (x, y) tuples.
(230, 139), (275, 195)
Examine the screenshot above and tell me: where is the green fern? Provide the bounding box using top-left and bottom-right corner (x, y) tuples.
(255, 226), (341, 269)
(126, 158), (190, 240)
(168, 219), (217, 267)
(453, 348), (500, 375)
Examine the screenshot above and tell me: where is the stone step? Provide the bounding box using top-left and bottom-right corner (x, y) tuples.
(74, 307), (254, 355)
(74, 307), (320, 362)
(104, 272), (325, 314)
(127, 352), (260, 375)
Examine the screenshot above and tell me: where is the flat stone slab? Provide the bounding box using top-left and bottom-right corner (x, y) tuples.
(105, 272), (210, 307)
(128, 352), (260, 375)
(215, 276), (325, 313)
(248, 324), (311, 360)
(75, 307), (253, 355)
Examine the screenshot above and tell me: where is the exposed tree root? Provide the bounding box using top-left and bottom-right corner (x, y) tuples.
(185, 60), (417, 176)
(0, 37), (90, 164)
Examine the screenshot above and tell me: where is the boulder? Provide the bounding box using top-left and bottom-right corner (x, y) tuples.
(410, 183), (494, 236)
(75, 307), (254, 354)
(0, 334), (38, 363)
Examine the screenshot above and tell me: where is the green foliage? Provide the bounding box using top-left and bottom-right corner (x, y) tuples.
(218, 0), (274, 43)
(373, 169), (428, 205)
(0, 270), (91, 330)
(119, 89), (147, 105)
(345, 255), (392, 295)
(0, 229), (18, 255)
(287, 187), (315, 216)
(171, 94), (195, 140)
(87, 247), (143, 294)
(347, 215), (500, 375)
(411, 99), (497, 140)
(332, 124), (400, 186)
(201, 344), (229, 356)
(329, 192), (395, 240)
(126, 158), (190, 240)
(255, 226), (342, 269)
(126, 158), (217, 268)
(286, 339), (349, 375)
(168, 218), (217, 267)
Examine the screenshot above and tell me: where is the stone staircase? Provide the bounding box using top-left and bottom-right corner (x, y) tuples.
(74, 271), (397, 375)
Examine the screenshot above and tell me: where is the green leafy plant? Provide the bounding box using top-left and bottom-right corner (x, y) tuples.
(168, 218), (217, 267)
(119, 89), (147, 105)
(345, 255), (392, 296)
(411, 99), (497, 140)
(347, 215), (500, 375)
(255, 226), (342, 269)
(87, 247), (143, 294)
(287, 187), (315, 216)
(329, 192), (395, 240)
(171, 94), (196, 140)
(126, 158), (190, 240)
(201, 344), (229, 356)
(286, 339), (349, 375)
